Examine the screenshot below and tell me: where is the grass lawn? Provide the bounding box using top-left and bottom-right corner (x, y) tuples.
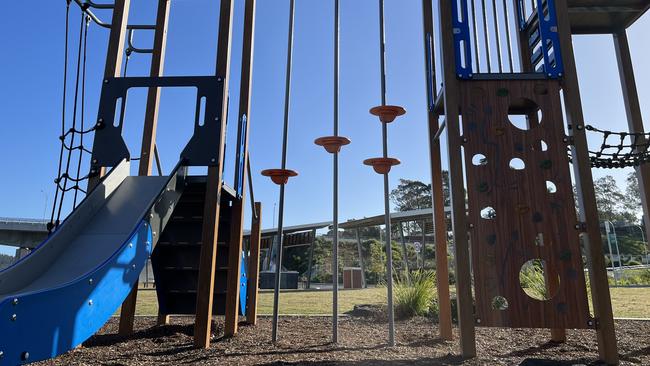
(129, 286), (650, 319)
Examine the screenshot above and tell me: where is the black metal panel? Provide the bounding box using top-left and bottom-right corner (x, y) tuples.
(90, 76), (224, 172)
(151, 176), (239, 316)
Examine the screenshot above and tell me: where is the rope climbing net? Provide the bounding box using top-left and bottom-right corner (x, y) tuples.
(585, 125), (650, 169)
(49, 2), (95, 232)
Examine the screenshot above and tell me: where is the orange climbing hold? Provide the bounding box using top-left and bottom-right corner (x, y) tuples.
(369, 105), (406, 123)
(314, 136), (351, 154)
(261, 169), (298, 185)
(363, 157), (400, 174)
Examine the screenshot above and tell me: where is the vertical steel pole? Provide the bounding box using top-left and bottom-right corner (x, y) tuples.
(355, 228), (367, 288)
(378, 0), (395, 347)
(331, 0), (341, 344)
(272, 0), (296, 343)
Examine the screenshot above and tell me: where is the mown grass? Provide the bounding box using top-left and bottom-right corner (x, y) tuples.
(128, 286), (650, 319)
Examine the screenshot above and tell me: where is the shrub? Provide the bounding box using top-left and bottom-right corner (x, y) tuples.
(393, 270), (437, 319)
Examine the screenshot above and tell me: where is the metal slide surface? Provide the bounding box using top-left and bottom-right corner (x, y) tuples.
(0, 160), (185, 365)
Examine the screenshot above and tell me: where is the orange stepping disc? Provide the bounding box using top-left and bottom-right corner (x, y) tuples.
(261, 169), (298, 185)
(363, 157), (400, 174)
(314, 136), (351, 154)
(369, 105), (406, 123)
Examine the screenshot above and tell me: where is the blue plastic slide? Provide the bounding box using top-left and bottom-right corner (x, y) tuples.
(0, 160), (184, 365)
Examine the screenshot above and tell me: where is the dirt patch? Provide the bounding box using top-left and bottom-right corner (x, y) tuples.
(34, 317), (650, 365)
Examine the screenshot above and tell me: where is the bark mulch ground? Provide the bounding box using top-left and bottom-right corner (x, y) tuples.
(35, 316), (650, 365)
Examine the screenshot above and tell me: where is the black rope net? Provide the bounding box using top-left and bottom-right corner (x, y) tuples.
(584, 125), (650, 169)
(48, 3), (95, 232)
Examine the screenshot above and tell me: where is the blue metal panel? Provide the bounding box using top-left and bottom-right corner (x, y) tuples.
(0, 221), (152, 365)
(239, 252), (247, 316)
(535, 0), (564, 78)
(450, 0), (473, 79)
(425, 32), (435, 111)
(235, 115), (248, 197)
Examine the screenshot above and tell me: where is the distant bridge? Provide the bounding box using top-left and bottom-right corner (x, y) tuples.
(0, 217), (48, 250)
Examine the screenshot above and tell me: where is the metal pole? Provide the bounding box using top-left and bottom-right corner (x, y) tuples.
(306, 228), (316, 289)
(480, 0), (492, 72)
(378, 0), (395, 346)
(490, 0), (503, 72)
(609, 221), (622, 269)
(355, 228), (367, 288)
(332, 0), (341, 344)
(604, 221), (617, 285)
(271, 0), (296, 343)
(636, 225), (648, 263)
(398, 221), (410, 277)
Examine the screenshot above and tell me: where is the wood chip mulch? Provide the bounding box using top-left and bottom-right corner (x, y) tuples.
(34, 316), (650, 365)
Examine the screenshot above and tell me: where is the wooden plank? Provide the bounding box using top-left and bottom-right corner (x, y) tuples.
(613, 29), (650, 254)
(555, 1), (618, 363)
(224, 201), (244, 336)
(194, 0), (235, 349)
(194, 167), (225, 348)
(423, 0), (453, 342)
(119, 0), (171, 336)
(246, 202), (262, 325)
(224, 0), (257, 337)
(87, 0), (131, 192)
(437, 0), (476, 357)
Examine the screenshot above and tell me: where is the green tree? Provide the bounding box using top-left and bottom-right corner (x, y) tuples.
(389, 172), (452, 212)
(594, 175), (636, 223)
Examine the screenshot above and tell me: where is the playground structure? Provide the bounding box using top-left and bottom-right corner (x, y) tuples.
(0, 0), (649, 365)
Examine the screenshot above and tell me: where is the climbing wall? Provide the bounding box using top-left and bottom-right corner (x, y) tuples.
(460, 79), (591, 329)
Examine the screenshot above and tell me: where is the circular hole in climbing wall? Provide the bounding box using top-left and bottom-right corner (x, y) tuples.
(509, 158), (525, 170)
(472, 154), (488, 166)
(508, 98), (542, 130)
(546, 181), (557, 193)
(492, 296), (509, 310)
(480, 207), (496, 220)
(519, 259), (560, 301)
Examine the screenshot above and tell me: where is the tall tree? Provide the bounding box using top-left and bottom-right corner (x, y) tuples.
(593, 175), (637, 223)
(390, 172), (451, 212)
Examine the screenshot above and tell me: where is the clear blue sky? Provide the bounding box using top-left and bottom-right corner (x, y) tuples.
(0, 0), (648, 244)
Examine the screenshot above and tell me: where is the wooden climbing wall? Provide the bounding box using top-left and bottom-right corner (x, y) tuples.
(460, 79), (591, 329)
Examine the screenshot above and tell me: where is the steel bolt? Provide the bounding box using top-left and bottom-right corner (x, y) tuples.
(11, 314), (16, 321)
(132, 264), (137, 270)
(0, 351), (4, 358)
(103, 79), (109, 83)
(476, 318), (481, 324)
(469, 223), (474, 228)
(88, 300), (93, 306)
(21, 352), (29, 361)
(12, 298), (18, 306)
(89, 278), (94, 285)
(211, 158), (216, 163)
(129, 243), (133, 248)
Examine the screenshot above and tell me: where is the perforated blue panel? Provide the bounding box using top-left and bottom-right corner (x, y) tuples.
(0, 221), (152, 365)
(239, 252), (247, 315)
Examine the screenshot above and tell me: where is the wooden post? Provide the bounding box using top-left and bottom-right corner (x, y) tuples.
(554, 1), (618, 363)
(119, 0), (171, 335)
(428, 113), (453, 341)
(87, 0), (131, 191)
(224, 201), (244, 336)
(246, 202), (262, 324)
(224, 0), (256, 337)
(422, 0), (452, 342)
(614, 29), (650, 246)
(194, 0), (235, 349)
(437, 0), (476, 357)
(510, 0), (566, 343)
